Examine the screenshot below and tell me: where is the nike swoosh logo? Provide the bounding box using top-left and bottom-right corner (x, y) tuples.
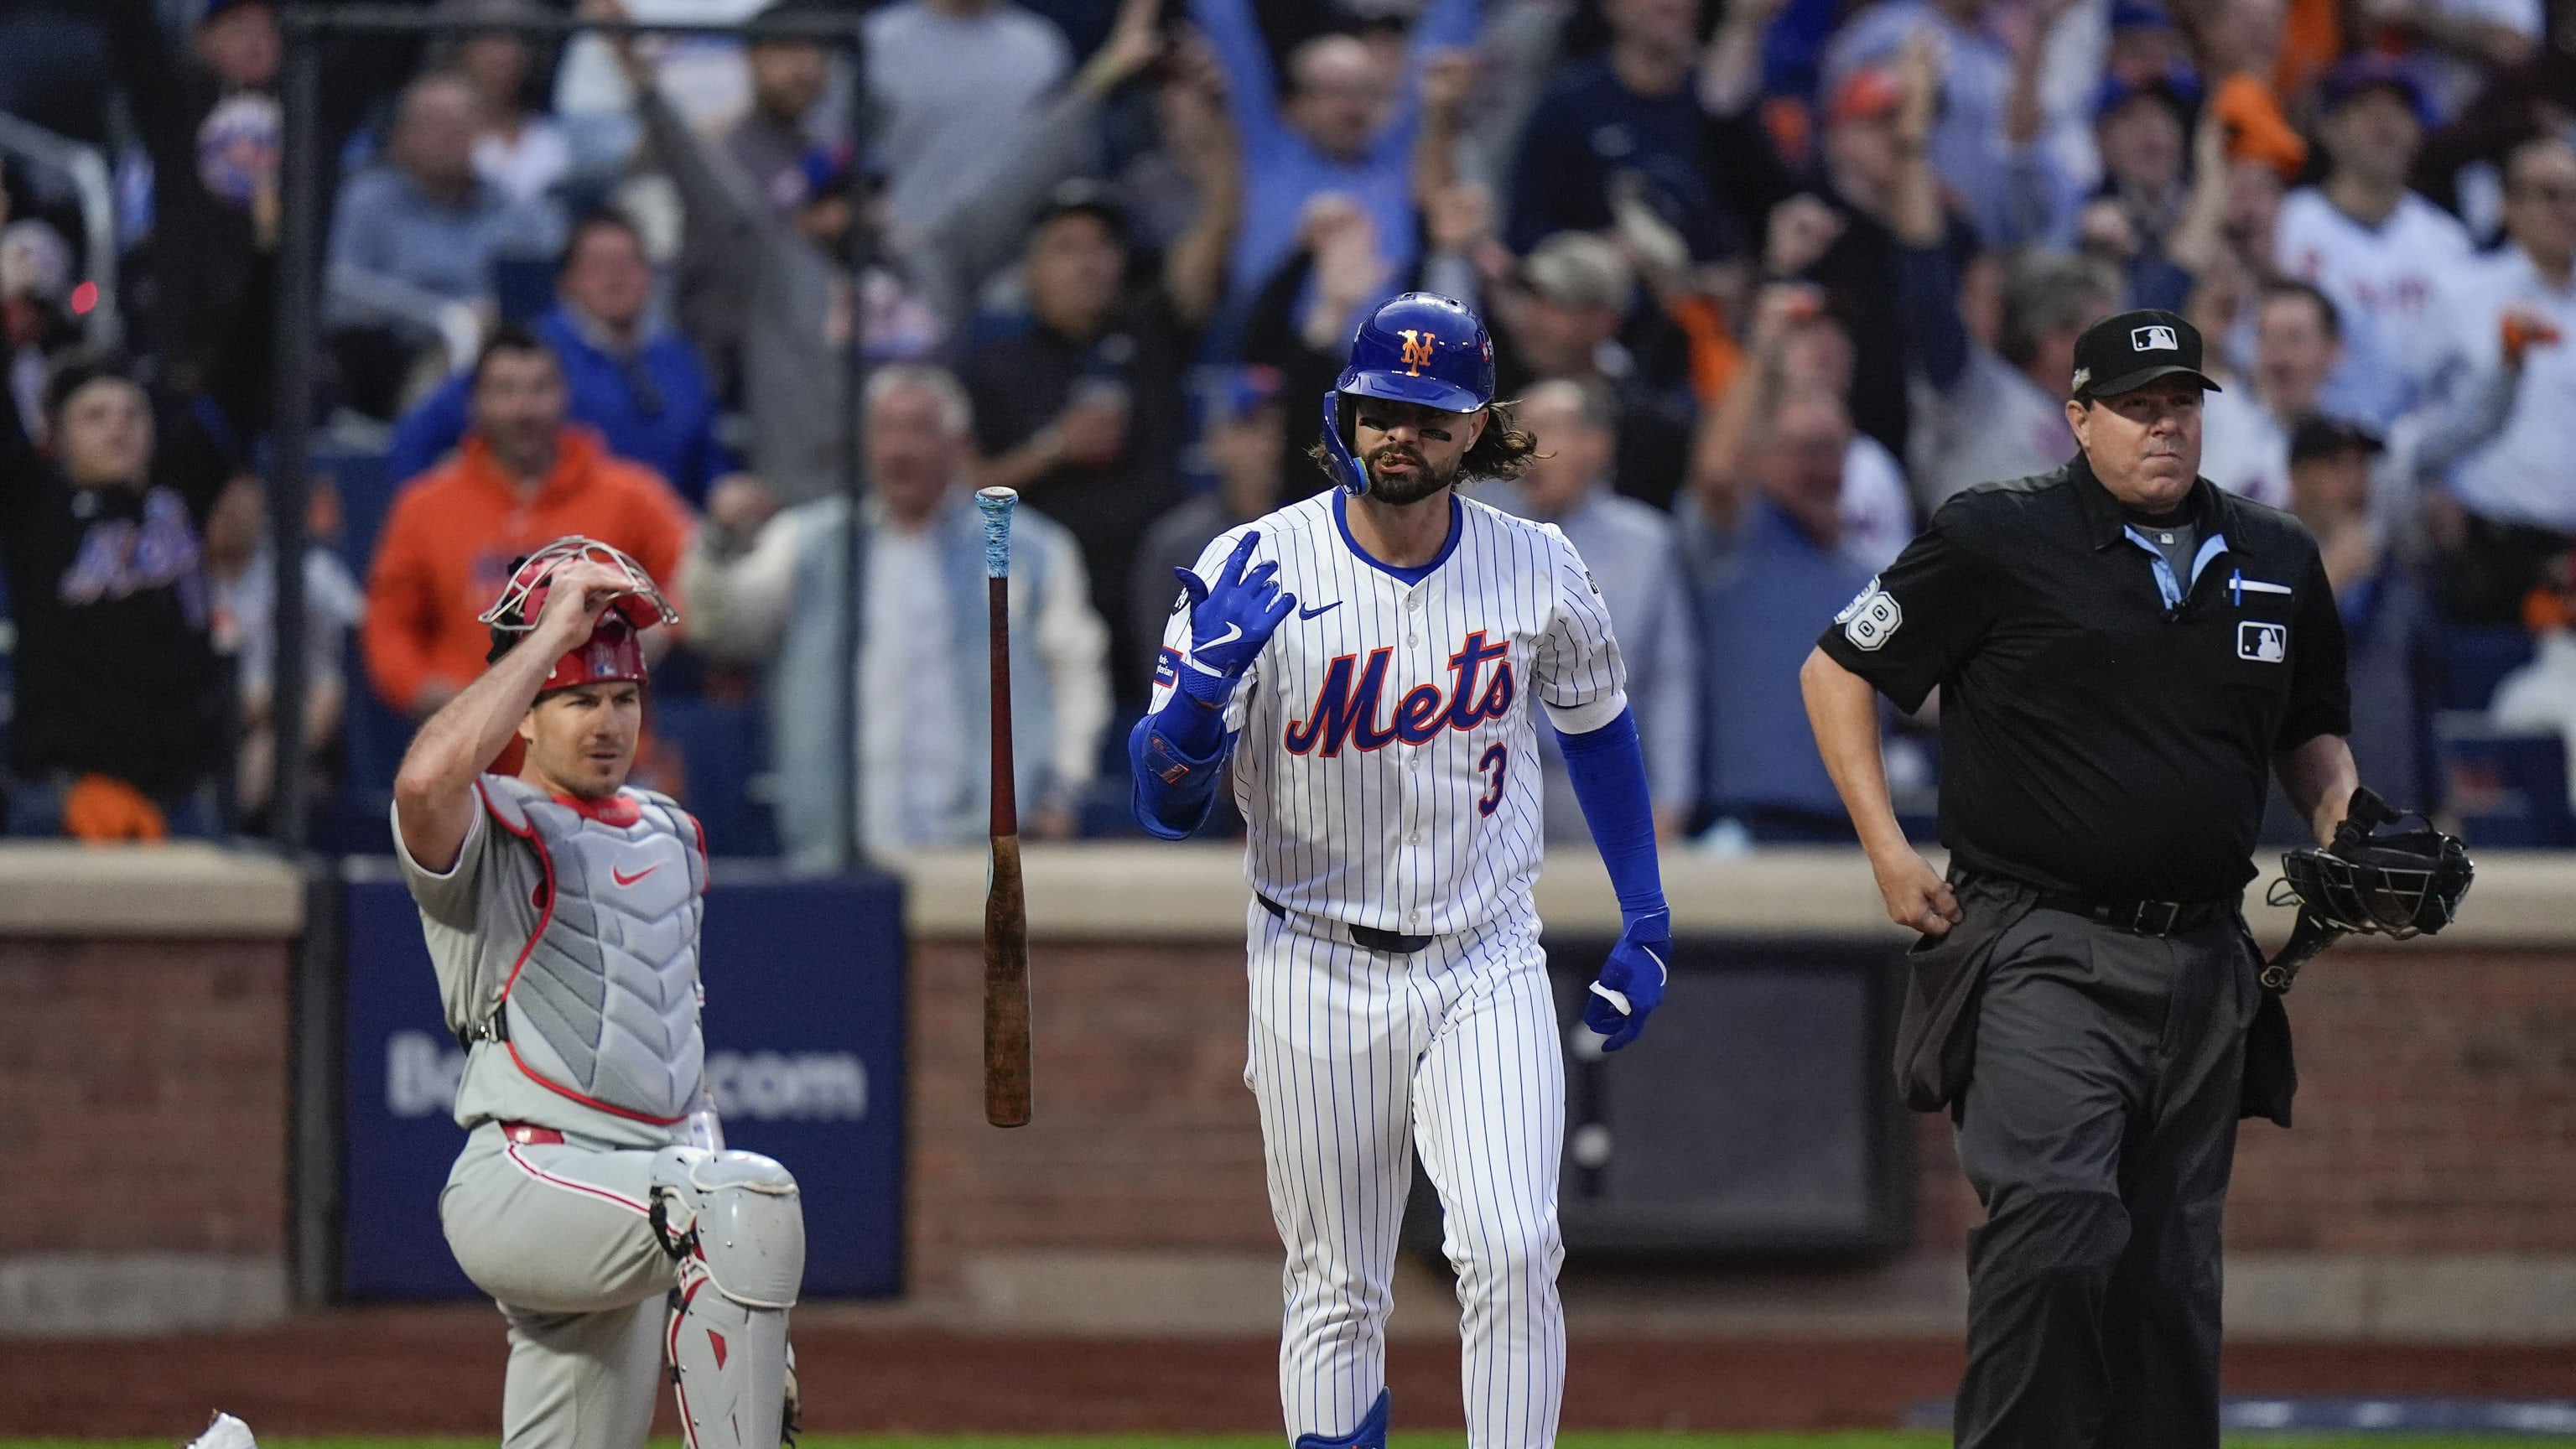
(611, 865), (660, 888)
(1204, 623), (1243, 651)
(1299, 601), (1343, 620)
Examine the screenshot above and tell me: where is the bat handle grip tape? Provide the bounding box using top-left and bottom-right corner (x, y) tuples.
(975, 486), (1018, 579)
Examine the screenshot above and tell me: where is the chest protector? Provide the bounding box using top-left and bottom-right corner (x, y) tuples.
(480, 775), (709, 1124)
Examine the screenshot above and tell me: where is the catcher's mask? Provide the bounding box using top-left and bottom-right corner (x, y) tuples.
(2268, 787), (2474, 938)
(480, 537), (678, 693)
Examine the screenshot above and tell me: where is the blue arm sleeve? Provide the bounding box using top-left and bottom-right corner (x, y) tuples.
(1556, 705), (1667, 922)
(1128, 698), (1237, 840)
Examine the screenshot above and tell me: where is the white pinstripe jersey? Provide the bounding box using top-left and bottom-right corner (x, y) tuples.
(1151, 489), (1628, 936)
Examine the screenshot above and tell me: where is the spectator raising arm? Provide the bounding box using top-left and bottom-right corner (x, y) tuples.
(1187, 0), (1289, 159)
(1384, 0), (1485, 158)
(677, 480), (802, 664)
(1701, 0), (1791, 117)
(2163, 106), (2236, 278)
(1691, 283), (1826, 526)
(1887, 30), (1968, 393)
(1414, 49), (1477, 210)
(1999, 0), (2080, 247)
(1192, 0), (1480, 309)
(1155, 34), (1244, 330)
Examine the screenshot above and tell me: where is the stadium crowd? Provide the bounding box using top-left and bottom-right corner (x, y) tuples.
(0, 0), (2568, 852)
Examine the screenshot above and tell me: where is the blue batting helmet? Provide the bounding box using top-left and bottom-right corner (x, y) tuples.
(1319, 293), (1497, 496)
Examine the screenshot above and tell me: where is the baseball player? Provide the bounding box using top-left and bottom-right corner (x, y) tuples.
(390, 538), (801, 1449)
(1131, 293), (1671, 1447)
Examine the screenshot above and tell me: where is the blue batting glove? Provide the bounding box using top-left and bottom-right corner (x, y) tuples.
(1174, 531), (1296, 704)
(1582, 908), (1670, 1052)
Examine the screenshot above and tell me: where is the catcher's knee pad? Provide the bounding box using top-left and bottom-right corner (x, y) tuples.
(651, 1148), (804, 1449)
(1294, 1388), (1390, 1449)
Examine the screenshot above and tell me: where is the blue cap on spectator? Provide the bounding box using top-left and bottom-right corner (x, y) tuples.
(198, 0), (270, 21)
(2095, 65), (2201, 122)
(1209, 364), (1284, 423)
(2319, 54), (2432, 122)
(2108, 0), (2176, 31)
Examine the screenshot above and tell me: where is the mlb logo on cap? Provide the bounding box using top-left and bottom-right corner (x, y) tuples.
(2072, 309), (2222, 401)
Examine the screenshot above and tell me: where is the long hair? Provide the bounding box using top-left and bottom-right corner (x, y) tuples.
(1308, 397), (1541, 486)
(1462, 397), (1540, 480)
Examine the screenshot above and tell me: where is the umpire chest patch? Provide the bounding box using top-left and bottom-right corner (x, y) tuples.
(2238, 621), (2288, 663)
(1837, 577), (1903, 652)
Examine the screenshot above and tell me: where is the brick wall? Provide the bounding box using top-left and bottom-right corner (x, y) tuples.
(906, 940), (1276, 1296)
(1904, 946), (2576, 1256)
(16, 923), (2571, 1303)
(909, 934), (2576, 1291)
(0, 938), (292, 1257)
(2231, 948), (2576, 1254)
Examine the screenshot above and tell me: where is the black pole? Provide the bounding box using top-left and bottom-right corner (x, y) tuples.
(287, 860), (347, 1306)
(267, 27), (324, 850)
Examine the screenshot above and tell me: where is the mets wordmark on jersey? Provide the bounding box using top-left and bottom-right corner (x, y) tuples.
(1152, 492), (1628, 937)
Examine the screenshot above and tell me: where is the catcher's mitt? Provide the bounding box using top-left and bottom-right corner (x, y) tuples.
(2262, 787), (2473, 990)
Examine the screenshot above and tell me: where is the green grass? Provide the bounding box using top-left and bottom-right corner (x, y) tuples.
(1, 1436), (2550, 1448)
(5, 1423), (2555, 1433)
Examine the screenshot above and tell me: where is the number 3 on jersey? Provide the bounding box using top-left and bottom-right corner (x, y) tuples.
(1477, 744), (1509, 817)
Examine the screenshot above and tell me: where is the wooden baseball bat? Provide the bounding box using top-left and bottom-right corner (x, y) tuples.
(975, 487), (1031, 1128)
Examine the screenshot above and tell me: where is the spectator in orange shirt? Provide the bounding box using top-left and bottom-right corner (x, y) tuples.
(364, 327), (693, 717)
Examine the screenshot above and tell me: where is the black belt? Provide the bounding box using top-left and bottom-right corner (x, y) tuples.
(1259, 895), (1434, 953)
(2035, 890), (2236, 937)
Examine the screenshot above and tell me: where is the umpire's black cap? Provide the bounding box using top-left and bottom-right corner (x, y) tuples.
(2071, 309), (2223, 402)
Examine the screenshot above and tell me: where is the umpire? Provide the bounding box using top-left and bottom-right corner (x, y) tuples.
(1800, 309), (2358, 1448)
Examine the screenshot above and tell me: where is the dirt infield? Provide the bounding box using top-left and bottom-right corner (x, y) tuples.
(8, 1308), (2576, 1435)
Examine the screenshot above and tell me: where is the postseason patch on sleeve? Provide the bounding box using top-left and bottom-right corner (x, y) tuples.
(1154, 647), (1182, 690)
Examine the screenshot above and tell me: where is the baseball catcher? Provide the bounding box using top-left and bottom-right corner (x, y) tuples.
(2264, 786), (2474, 990)
(390, 538), (801, 1449)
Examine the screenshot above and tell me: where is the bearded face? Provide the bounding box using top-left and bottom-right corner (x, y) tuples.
(1350, 397), (1483, 504)
(1363, 436), (1461, 503)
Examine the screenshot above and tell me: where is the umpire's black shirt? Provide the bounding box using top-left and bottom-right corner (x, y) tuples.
(1816, 455), (2351, 902)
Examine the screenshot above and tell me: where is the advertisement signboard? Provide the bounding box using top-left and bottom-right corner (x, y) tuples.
(339, 860), (906, 1298)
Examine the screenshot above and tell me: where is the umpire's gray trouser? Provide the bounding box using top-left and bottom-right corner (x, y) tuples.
(1950, 907), (2261, 1449)
(440, 1123), (672, 1449)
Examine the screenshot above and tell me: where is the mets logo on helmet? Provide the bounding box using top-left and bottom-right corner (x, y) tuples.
(1399, 330), (1439, 375)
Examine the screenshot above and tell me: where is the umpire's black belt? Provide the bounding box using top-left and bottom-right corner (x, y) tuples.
(2033, 889), (2236, 937)
(1259, 894), (1435, 953)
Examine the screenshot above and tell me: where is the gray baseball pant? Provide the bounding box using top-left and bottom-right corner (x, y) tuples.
(440, 1123), (672, 1449)
(1949, 906), (2261, 1449)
